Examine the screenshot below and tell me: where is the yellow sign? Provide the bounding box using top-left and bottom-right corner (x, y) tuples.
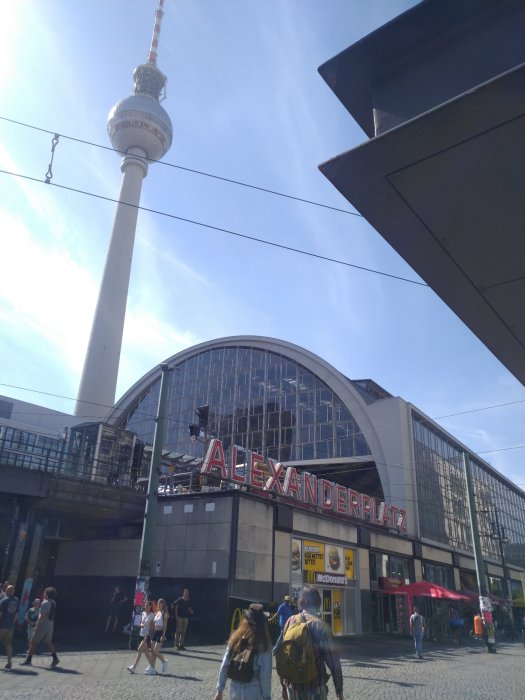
(303, 570), (317, 584)
(303, 540), (325, 571)
(344, 549), (355, 580)
(230, 607), (242, 633)
(332, 589), (343, 635)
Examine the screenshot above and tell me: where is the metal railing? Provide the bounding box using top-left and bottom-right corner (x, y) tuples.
(0, 441), (149, 490)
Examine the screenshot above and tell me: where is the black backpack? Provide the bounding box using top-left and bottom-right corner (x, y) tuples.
(226, 636), (255, 683)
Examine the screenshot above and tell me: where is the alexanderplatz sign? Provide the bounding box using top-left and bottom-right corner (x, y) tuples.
(200, 439), (408, 532)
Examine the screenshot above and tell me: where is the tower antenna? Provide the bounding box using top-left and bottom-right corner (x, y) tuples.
(147, 0), (165, 66)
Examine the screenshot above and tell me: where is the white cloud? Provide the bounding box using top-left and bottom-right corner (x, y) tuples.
(0, 208), (97, 373)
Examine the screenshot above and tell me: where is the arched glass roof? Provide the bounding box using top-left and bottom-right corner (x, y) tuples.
(112, 341), (384, 497)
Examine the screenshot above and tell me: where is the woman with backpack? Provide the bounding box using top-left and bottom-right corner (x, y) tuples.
(214, 602), (272, 700)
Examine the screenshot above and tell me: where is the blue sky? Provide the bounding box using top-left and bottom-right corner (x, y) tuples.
(0, 0), (523, 487)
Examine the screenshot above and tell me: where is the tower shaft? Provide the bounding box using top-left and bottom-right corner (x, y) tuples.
(75, 153), (148, 419)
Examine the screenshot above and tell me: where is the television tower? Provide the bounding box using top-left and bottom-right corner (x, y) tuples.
(75, 0), (172, 420)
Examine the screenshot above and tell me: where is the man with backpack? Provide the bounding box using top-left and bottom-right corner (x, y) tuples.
(275, 586), (344, 700)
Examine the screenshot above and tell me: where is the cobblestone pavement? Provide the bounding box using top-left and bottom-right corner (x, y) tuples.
(1, 638), (524, 700)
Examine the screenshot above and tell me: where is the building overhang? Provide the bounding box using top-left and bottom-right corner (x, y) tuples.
(319, 64), (525, 385)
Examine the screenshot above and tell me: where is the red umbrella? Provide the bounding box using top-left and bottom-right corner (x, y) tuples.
(460, 588), (509, 606)
(383, 580), (470, 601)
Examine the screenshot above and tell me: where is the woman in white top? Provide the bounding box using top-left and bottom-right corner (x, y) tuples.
(127, 601), (155, 673)
(148, 598), (169, 675)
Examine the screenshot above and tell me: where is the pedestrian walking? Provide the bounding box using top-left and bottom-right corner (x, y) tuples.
(409, 605), (425, 659)
(127, 600), (155, 674)
(24, 598), (41, 650)
(448, 605), (460, 644)
(21, 586), (59, 668)
(105, 585), (128, 633)
(173, 587), (193, 649)
(277, 586), (344, 700)
(0, 584), (19, 670)
(269, 595), (294, 651)
(146, 598), (169, 675)
(0, 581), (10, 602)
(214, 602), (272, 700)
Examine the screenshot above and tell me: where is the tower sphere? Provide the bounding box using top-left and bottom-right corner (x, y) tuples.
(107, 93), (173, 163)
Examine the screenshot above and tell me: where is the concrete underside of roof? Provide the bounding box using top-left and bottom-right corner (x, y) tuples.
(320, 63), (525, 385)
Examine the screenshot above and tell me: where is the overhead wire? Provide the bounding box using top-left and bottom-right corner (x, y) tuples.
(2, 381), (524, 430)
(1, 381), (524, 480)
(0, 120), (521, 487)
(0, 115), (361, 216)
(0, 166), (428, 287)
(0, 119), (522, 548)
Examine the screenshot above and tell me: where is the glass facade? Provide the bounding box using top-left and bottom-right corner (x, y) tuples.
(0, 425), (64, 473)
(412, 412), (525, 569)
(423, 562), (455, 589)
(120, 345), (372, 468)
(0, 423), (144, 486)
(370, 552), (411, 584)
(66, 424), (144, 486)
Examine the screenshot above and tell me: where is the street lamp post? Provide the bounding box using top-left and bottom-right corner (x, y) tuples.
(492, 506), (513, 623)
(462, 453), (497, 652)
(130, 363), (172, 648)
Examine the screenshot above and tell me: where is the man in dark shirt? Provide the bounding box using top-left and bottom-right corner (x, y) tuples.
(105, 585), (128, 633)
(173, 588), (193, 650)
(0, 585), (19, 670)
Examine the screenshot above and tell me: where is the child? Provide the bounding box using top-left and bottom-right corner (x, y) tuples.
(25, 598), (41, 650)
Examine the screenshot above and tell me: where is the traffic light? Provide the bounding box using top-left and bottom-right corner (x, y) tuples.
(189, 424), (200, 438)
(196, 405), (209, 429)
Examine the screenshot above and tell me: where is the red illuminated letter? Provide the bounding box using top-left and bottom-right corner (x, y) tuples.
(201, 439), (228, 479)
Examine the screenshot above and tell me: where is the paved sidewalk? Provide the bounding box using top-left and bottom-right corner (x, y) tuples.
(1, 635), (524, 699)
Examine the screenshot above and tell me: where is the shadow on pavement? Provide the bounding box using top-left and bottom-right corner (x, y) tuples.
(335, 634), (488, 663)
(181, 647), (223, 656)
(168, 651), (223, 664)
(15, 624), (514, 661)
(41, 666), (81, 675)
(351, 675), (425, 688)
(352, 661), (391, 669)
(5, 668), (39, 676)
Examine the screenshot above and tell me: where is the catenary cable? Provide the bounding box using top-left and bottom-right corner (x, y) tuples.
(0, 115), (361, 216)
(0, 167), (428, 287)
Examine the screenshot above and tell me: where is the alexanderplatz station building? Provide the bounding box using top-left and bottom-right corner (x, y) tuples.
(2, 2), (525, 638)
(7, 335), (518, 639)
